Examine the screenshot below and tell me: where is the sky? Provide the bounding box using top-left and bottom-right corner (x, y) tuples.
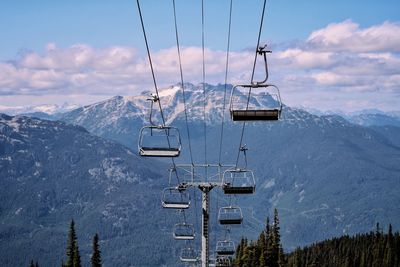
(0, 0), (400, 113)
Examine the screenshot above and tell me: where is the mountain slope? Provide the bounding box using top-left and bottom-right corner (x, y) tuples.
(0, 114), (184, 267)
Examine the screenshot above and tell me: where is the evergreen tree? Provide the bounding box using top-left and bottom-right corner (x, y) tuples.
(270, 208), (281, 267)
(73, 244), (81, 267)
(30, 260), (35, 267)
(265, 217), (273, 267)
(65, 219), (81, 267)
(91, 233), (102, 267)
(258, 231), (266, 266)
(383, 224), (394, 267)
(259, 252), (266, 267)
(278, 244), (286, 267)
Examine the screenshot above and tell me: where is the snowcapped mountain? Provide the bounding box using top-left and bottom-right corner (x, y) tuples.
(62, 83), (234, 127)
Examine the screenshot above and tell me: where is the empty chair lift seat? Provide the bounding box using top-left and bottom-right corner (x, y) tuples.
(229, 84), (282, 122)
(216, 240), (235, 256)
(218, 206), (243, 225)
(222, 169), (256, 194)
(180, 248), (198, 263)
(162, 188), (190, 209)
(138, 125), (181, 157)
(173, 223), (195, 240)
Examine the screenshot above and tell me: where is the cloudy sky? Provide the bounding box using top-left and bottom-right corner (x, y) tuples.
(1, 0), (399, 112)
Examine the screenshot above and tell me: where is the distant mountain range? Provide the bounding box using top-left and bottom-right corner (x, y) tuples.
(305, 107), (400, 127)
(1, 83), (400, 266)
(0, 103), (78, 117)
(9, 86), (400, 129)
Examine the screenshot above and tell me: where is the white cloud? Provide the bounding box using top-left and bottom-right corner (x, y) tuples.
(307, 20), (400, 53)
(0, 20), (399, 112)
(0, 44), (255, 97)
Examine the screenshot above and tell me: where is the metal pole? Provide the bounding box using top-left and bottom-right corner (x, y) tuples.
(201, 186), (210, 267)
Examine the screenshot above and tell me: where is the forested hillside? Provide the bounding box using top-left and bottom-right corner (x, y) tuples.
(286, 223), (400, 267)
(233, 217), (400, 267)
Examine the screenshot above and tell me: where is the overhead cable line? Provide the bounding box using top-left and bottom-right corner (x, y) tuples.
(201, 0), (208, 179)
(216, 0), (234, 252)
(172, 0), (199, 235)
(172, 0), (195, 166)
(235, 0), (267, 168)
(218, 0), (233, 166)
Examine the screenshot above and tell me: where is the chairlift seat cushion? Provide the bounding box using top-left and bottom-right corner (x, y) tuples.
(231, 109), (280, 121)
(162, 202), (190, 209)
(174, 235), (195, 240)
(223, 186), (255, 194)
(140, 147), (180, 157)
(219, 218), (243, 225)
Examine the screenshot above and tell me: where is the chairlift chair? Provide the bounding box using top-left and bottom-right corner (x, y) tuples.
(173, 223), (195, 240)
(216, 240), (236, 256)
(138, 125), (182, 157)
(222, 169), (256, 194)
(218, 206), (243, 225)
(161, 187), (190, 209)
(180, 247), (198, 263)
(229, 84), (282, 121)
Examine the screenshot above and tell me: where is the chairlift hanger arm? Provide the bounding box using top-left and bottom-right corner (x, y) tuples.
(252, 44), (272, 85)
(146, 93), (160, 126)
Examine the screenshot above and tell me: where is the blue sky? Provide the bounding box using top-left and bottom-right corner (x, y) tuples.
(1, 0), (400, 112)
(1, 0), (398, 57)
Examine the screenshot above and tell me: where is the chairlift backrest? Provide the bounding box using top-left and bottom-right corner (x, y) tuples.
(161, 187), (190, 209)
(138, 125), (182, 157)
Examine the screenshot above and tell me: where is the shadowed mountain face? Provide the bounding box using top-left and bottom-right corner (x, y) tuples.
(60, 83), (400, 249)
(0, 114), (185, 267)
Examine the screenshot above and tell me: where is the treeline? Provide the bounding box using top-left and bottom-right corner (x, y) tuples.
(29, 219), (102, 267)
(286, 223), (400, 267)
(233, 210), (400, 267)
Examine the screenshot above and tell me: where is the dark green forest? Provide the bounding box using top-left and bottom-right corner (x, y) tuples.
(286, 223), (400, 267)
(233, 210), (400, 267)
